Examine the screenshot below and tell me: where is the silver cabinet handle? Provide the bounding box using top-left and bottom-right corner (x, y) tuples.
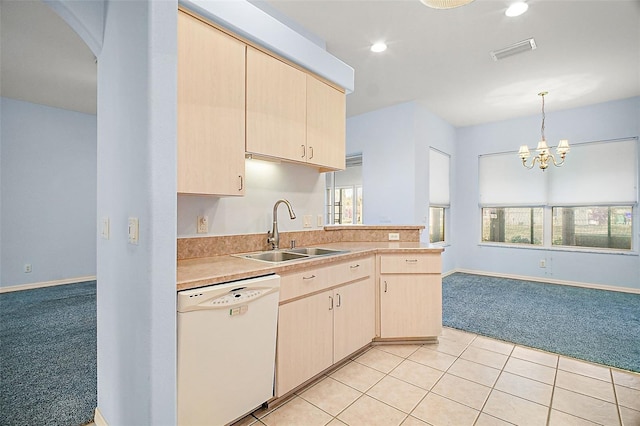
(405, 259), (418, 263)
(336, 293), (341, 307)
(309, 146), (314, 159)
(329, 296), (333, 310)
(350, 264), (360, 269)
(301, 145), (306, 159)
(238, 175), (243, 191)
(303, 275), (316, 280)
(384, 280), (388, 293)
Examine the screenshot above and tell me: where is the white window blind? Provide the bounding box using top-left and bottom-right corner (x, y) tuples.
(429, 148), (450, 206)
(478, 138), (638, 206)
(478, 151), (546, 206)
(547, 138), (637, 205)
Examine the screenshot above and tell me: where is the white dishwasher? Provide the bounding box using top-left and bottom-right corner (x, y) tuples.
(177, 274), (280, 426)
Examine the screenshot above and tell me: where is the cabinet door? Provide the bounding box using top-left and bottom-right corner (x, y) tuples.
(177, 11), (246, 195)
(334, 278), (375, 361)
(276, 290), (333, 397)
(306, 75), (346, 171)
(379, 275), (442, 339)
(246, 47), (306, 163)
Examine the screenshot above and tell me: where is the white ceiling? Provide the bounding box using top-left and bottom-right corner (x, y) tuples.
(1, 0), (638, 126)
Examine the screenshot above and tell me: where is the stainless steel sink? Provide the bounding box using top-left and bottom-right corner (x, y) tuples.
(241, 251), (309, 263)
(238, 247), (348, 263)
(287, 247), (347, 256)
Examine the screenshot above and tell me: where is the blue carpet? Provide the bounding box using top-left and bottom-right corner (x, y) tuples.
(443, 273), (640, 373)
(0, 281), (96, 426)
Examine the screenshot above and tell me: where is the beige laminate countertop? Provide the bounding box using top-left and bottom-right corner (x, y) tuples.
(177, 242), (443, 291)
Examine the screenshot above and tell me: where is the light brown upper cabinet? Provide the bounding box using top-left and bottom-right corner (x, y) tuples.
(177, 11), (246, 195)
(306, 75), (346, 170)
(246, 47), (346, 171)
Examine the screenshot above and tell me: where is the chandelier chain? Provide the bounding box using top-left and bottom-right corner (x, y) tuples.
(540, 92), (546, 141)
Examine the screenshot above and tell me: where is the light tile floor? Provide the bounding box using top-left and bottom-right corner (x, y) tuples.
(235, 327), (640, 426)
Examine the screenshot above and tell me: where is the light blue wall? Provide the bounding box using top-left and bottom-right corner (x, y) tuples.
(0, 97), (96, 288)
(346, 101), (457, 272)
(96, 0), (177, 424)
(454, 97), (640, 290)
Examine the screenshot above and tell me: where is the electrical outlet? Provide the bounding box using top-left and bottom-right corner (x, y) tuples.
(197, 215), (208, 234)
(388, 233), (400, 241)
(24, 263), (32, 273)
(303, 215), (312, 228)
(539, 259), (546, 268)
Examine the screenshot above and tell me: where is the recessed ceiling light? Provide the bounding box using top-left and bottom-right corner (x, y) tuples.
(370, 42), (387, 53)
(505, 2), (528, 17)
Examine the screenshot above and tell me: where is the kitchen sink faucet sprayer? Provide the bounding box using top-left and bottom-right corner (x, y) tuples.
(267, 199), (296, 250)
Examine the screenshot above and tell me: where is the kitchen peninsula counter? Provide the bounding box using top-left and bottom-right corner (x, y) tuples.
(177, 241), (443, 291)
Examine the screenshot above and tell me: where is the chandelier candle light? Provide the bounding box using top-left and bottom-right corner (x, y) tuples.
(518, 92), (570, 170)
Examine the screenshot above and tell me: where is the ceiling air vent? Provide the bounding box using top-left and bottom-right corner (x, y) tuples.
(490, 38), (536, 61)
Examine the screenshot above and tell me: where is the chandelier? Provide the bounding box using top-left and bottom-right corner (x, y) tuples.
(419, 0), (475, 9)
(518, 92), (570, 170)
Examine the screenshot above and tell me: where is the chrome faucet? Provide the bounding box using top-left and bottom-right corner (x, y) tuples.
(267, 199), (296, 250)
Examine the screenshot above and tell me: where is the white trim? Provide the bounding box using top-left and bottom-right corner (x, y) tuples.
(94, 407), (108, 426)
(0, 276), (96, 294)
(451, 268), (640, 295)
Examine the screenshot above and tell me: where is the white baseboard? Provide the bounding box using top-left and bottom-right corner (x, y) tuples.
(452, 268), (640, 295)
(94, 407), (108, 426)
(0, 275), (96, 294)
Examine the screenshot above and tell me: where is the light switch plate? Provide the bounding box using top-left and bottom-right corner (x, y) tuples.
(197, 215), (208, 234)
(128, 217), (139, 245)
(388, 232), (400, 241)
(100, 217), (110, 240)
(303, 214), (312, 228)
(317, 214), (324, 227)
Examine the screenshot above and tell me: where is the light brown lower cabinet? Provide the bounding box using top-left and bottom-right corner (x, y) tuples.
(275, 257), (375, 397)
(378, 253), (442, 340)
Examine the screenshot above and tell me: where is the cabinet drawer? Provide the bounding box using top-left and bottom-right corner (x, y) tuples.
(379, 253), (441, 274)
(331, 256), (373, 285)
(280, 266), (332, 302)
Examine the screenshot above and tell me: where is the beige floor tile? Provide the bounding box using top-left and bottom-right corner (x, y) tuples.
(261, 396), (333, 426)
(494, 371), (553, 406)
(620, 407), (640, 426)
(408, 346), (457, 371)
(548, 409), (599, 425)
(460, 345), (509, 370)
(389, 359), (444, 390)
(366, 375), (427, 413)
(355, 347), (404, 373)
(375, 344), (421, 359)
(429, 336), (469, 357)
(330, 360), (385, 392)
(511, 346), (558, 368)
(503, 357), (556, 385)
(326, 419), (347, 426)
(448, 358), (501, 387)
(411, 392), (479, 426)
(337, 394), (407, 426)
(231, 415), (261, 426)
(616, 384), (640, 410)
(474, 413), (515, 426)
(299, 377), (362, 416)
(612, 369), (640, 390)
(471, 336), (515, 356)
(440, 327), (477, 345)
(555, 370), (615, 403)
(431, 372), (491, 410)
(400, 416), (429, 426)
(551, 387), (619, 426)
(557, 357), (611, 382)
(483, 389), (549, 426)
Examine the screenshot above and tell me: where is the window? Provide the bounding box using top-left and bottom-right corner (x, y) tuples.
(326, 154), (362, 224)
(482, 207), (543, 245)
(429, 148), (450, 244)
(478, 138), (637, 251)
(429, 207), (445, 243)
(552, 206), (633, 250)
